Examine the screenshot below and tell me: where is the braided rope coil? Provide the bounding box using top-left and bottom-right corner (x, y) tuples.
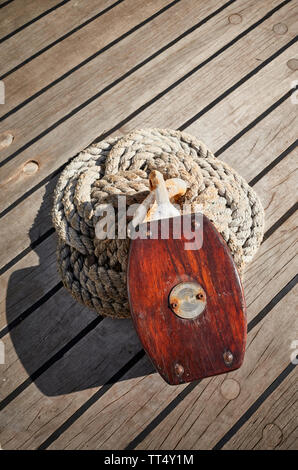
(52, 128), (264, 318)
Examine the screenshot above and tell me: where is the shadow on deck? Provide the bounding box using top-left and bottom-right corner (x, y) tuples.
(6, 180), (155, 396)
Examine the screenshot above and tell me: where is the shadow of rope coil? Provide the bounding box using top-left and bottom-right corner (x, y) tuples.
(52, 128), (264, 318)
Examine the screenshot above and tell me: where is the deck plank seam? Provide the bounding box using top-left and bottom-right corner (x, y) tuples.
(36, 349), (146, 450)
(212, 361), (297, 449)
(0, 204), (296, 414)
(0, 30), (296, 176)
(247, 274), (297, 333)
(215, 91), (298, 158)
(0, 0), (184, 83)
(0, 99), (296, 275)
(124, 277), (297, 450)
(0, 0), (235, 117)
(179, 37), (297, 130)
(37, 275), (298, 450)
(262, 202), (297, 242)
(0, 0), (15, 9)
(0, 316), (104, 412)
(0, 280), (62, 339)
(0, 227), (56, 277)
(0, 0), (72, 44)
(248, 140), (297, 187)
(0, 0), (126, 81)
(0, 0), (296, 449)
(0, 130), (296, 339)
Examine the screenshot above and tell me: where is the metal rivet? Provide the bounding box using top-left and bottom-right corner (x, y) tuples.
(171, 302), (178, 309)
(174, 363), (184, 377)
(223, 350), (233, 366)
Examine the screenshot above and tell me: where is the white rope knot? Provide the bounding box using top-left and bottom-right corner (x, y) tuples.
(52, 128), (264, 318)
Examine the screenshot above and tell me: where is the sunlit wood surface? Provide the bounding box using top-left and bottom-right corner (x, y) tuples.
(0, 0), (297, 450)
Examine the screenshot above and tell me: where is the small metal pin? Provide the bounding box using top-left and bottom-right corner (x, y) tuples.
(223, 350), (234, 366)
(174, 363), (184, 377)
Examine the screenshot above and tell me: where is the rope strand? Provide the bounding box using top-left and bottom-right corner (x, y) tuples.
(52, 129), (264, 318)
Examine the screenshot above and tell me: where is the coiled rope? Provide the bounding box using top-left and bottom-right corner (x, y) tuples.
(52, 128), (264, 318)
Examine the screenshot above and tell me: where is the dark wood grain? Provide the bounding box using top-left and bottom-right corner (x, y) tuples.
(127, 214), (246, 385)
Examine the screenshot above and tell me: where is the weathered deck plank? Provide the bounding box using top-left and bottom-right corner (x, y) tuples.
(222, 371), (297, 449)
(0, 0), (295, 212)
(2, 142), (293, 389)
(0, 0), (119, 77)
(254, 149), (297, 230)
(130, 286), (297, 450)
(0, 41), (293, 374)
(0, 0), (69, 41)
(0, 191), (296, 448)
(46, 282), (297, 450)
(1, 76), (296, 274)
(0, 0), (296, 451)
(0, 77), (296, 328)
(0, 0), (227, 115)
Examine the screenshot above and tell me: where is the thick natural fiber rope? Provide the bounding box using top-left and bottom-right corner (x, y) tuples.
(52, 129), (264, 318)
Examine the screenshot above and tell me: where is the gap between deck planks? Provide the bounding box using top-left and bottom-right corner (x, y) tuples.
(135, 292), (297, 450)
(0, 57), (297, 273)
(0, 0), (247, 147)
(221, 371), (297, 449)
(0, 0), (219, 111)
(0, 75), (297, 329)
(0, 0), (296, 208)
(0, 0), (295, 271)
(51, 284), (298, 450)
(0, 0), (296, 452)
(0, 214), (296, 448)
(0, 0), (71, 43)
(0, 150), (296, 447)
(0, 0), (124, 77)
(0, 0), (15, 8)
(0, 0), (294, 346)
(0, 0), (175, 79)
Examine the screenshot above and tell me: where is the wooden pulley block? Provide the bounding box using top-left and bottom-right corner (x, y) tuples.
(127, 172), (246, 385)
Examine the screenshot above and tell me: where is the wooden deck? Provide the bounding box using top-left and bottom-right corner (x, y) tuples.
(0, 0), (297, 450)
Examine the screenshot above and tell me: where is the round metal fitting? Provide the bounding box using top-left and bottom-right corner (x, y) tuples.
(169, 281), (206, 319)
(174, 363), (184, 377)
(223, 350), (234, 366)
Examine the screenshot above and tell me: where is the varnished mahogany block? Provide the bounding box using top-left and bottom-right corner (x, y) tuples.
(127, 214), (246, 385)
